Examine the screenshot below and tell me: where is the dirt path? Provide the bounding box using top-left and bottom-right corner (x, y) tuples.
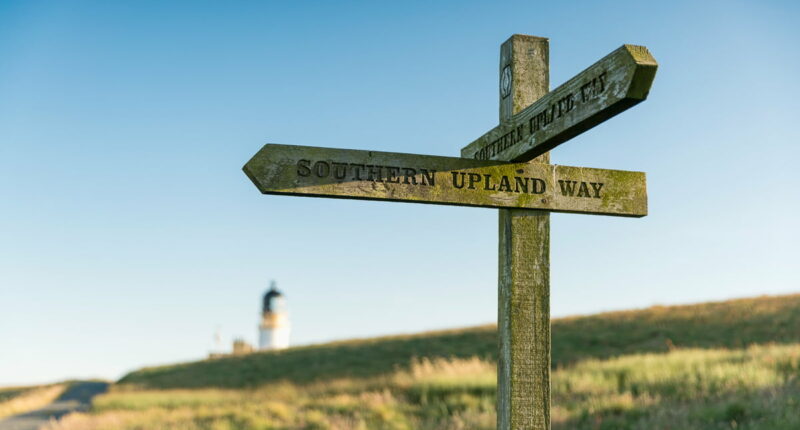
(0, 382), (108, 430)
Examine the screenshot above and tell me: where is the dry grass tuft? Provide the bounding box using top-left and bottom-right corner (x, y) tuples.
(0, 384), (67, 419)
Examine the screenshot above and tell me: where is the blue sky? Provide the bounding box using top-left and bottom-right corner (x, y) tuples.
(1, 1), (798, 385)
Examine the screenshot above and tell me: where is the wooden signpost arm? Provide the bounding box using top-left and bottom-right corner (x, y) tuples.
(496, 34), (551, 430)
(243, 144), (648, 217)
(463, 44), (657, 162)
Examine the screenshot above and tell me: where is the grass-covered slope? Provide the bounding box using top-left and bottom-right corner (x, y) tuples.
(120, 294), (800, 389)
(47, 294), (800, 430)
(52, 346), (800, 430)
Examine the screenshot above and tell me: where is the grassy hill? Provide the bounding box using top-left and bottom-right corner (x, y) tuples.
(120, 294), (800, 389)
(48, 294), (800, 430)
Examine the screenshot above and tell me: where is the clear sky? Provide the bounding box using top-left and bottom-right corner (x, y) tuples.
(1, 1), (798, 386)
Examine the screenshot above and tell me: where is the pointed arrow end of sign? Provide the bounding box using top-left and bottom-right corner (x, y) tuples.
(622, 45), (658, 100)
(243, 144), (279, 194)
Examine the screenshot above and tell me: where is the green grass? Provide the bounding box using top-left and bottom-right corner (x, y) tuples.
(551, 344), (800, 429)
(48, 346), (800, 429)
(120, 294), (800, 389)
(44, 294), (800, 429)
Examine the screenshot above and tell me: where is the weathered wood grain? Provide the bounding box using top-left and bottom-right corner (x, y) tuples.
(461, 44), (657, 162)
(499, 208), (550, 430)
(243, 143), (647, 217)
(495, 34), (551, 430)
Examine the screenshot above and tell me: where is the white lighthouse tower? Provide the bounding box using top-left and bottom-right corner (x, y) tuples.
(258, 281), (290, 350)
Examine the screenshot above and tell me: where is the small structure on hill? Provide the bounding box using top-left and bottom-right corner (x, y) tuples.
(259, 281), (290, 350)
(232, 338), (254, 355)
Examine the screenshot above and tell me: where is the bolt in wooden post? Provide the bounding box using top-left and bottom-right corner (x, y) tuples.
(496, 34), (551, 430)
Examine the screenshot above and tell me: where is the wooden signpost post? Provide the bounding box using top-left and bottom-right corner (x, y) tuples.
(244, 34), (657, 429)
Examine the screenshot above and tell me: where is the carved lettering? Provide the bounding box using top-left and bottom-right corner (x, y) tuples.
(580, 71), (608, 103)
(402, 167), (417, 185)
(457, 173), (551, 195)
(577, 182), (591, 197)
(467, 173), (481, 189)
(484, 174), (497, 191)
(420, 169), (435, 186)
(367, 165), (383, 182)
(332, 162), (348, 179)
(385, 166), (400, 183)
(351, 164), (365, 180)
(497, 176), (511, 192)
(558, 93), (574, 117)
(590, 182), (604, 198)
(291, 159), (607, 201)
(475, 69), (611, 160)
(297, 159), (311, 177)
(559, 180), (603, 198)
(313, 161), (330, 177)
(452, 172), (466, 189)
(558, 180), (578, 196)
(532, 178), (546, 194)
(514, 177), (528, 193)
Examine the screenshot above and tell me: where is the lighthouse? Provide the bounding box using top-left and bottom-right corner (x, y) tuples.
(258, 281), (290, 350)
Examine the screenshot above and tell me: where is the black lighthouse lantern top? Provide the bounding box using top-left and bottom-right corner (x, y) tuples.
(262, 281), (285, 313)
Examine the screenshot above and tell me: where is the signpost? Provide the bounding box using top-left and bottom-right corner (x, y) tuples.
(244, 34), (657, 430)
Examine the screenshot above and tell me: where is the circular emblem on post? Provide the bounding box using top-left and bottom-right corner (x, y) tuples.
(500, 65), (512, 98)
